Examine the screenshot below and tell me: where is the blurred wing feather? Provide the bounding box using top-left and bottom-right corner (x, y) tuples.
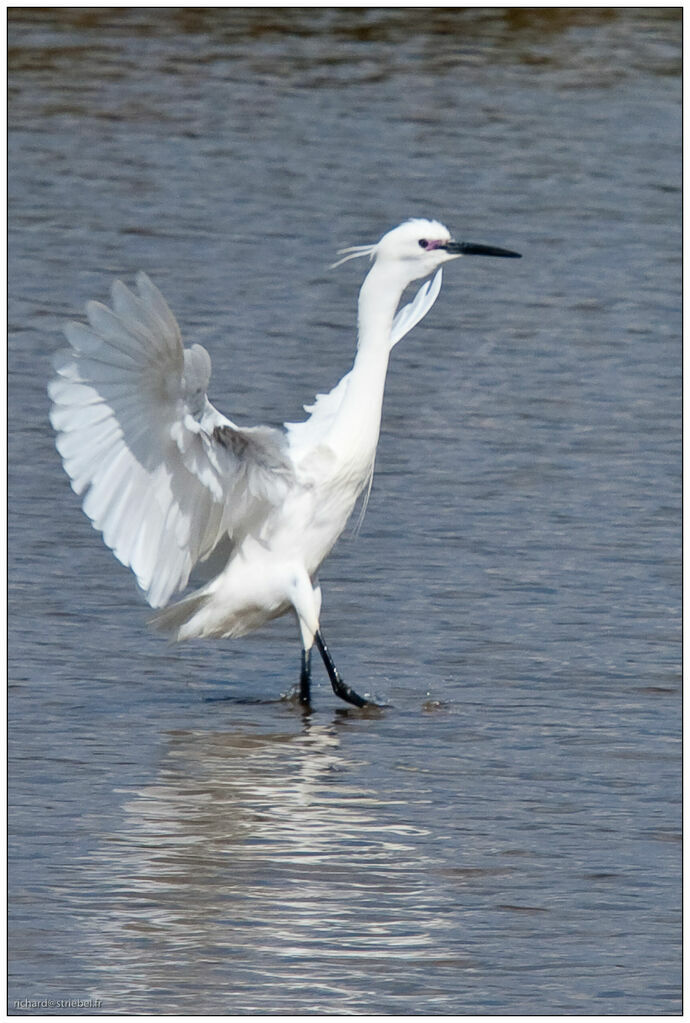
(49, 272), (294, 607)
(390, 268), (442, 348)
(284, 371), (351, 458)
(286, 270), (444, 457)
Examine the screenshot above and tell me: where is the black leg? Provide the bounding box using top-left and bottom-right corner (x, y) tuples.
(299, 648), (312, 705)
(314, 630), (370, 708)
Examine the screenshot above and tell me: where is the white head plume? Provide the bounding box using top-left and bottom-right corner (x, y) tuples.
(330, 244), (377, 270)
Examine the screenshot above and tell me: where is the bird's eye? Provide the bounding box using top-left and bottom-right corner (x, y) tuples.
(418, 239), (429, 249)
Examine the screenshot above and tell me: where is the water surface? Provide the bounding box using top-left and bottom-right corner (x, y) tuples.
(9, 8), (681, 1014)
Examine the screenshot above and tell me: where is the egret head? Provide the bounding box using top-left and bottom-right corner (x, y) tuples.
(333, 218), (521, 284)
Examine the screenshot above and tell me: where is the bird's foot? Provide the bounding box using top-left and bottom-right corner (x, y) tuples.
(329, 675), (371, 708)
(313, 630), (382, 709)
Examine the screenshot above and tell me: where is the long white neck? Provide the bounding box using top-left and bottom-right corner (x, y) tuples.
(356, 260), (404, 354)
(324, 260), (409, 469)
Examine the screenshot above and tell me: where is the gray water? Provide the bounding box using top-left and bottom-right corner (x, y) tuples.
(8, 8), (681, 1015)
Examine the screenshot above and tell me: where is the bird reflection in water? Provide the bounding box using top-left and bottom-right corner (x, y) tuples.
(81, 715), (444, 1012)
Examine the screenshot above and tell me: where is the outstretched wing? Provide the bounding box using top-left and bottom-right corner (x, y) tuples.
(49, 273), (294, 608)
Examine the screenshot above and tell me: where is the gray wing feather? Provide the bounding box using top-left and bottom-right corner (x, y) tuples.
(49, 272), (293, 608)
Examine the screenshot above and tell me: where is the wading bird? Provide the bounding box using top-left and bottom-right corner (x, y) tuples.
(49, 219), (520, 708)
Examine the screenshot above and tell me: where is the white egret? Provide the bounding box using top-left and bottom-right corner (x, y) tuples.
(49, 219), (520, 708)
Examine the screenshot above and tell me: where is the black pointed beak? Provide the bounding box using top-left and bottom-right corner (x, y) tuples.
(441, 240), (522, 258)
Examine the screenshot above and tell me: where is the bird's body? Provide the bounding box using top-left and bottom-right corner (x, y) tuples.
(49, 219), (520, 706)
